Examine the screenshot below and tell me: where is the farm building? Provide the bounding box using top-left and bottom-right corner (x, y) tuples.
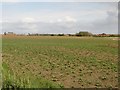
(4, 32), (16, 36)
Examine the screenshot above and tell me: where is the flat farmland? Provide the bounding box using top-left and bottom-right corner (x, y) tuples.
(2, 36), (118, 88)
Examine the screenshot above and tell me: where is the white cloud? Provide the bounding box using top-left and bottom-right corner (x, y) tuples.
(57, 19), (63, 22)
(55, 16), (77, 23)
(22, 17), (35, 23)
(3, 9), (108, 23)
(65, 16), (77, 22)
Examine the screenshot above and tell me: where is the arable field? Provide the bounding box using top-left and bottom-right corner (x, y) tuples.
(2, 36), (118, 88)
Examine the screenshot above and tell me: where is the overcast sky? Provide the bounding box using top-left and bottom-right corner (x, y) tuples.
(1, 2), (118, 34)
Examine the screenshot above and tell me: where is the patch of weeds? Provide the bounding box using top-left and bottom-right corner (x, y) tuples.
(87, 80), (92, 85)
(95, 82), (101, 87)
(95, 84), (101, 87)
(78, 77), (83, 82)
(73, 80), (76, 82)
(52, 78), (58, 82)
(99, 76), (107, 80)
(2, 80), (21, 88)
(66, 72), (69, 75)
(79, 68), (82, 71)
(115, 75), (118, 78)
(107, 85), (113, 88)
(106, 72), (110, 75)
(71, 71), (75, 74)
(79, 73), (83, 76)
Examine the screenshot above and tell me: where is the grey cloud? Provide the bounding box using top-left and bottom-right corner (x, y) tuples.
(91, 10), (118, 34)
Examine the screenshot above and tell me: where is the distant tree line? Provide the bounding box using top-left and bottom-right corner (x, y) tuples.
(27, 32), (93, 37)
(27, 32), (120, 37)
(28, 33), (65, 36)
(93, 33), (120, 37)
(75, 31), (93, 36)
(3, 31), (120, 37)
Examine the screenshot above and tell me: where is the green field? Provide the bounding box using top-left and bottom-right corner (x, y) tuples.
(2, 36), (118, 88)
